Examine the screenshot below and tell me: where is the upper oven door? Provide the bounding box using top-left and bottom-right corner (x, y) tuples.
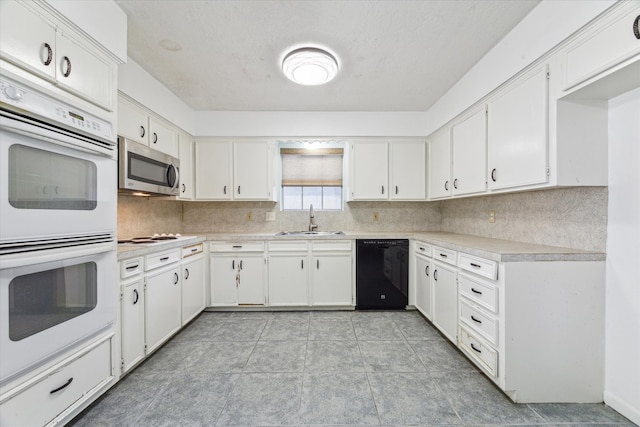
(0, 113), (116, 242)
(0, 246), (116, 384)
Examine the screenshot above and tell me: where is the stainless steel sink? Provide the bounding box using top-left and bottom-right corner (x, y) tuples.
(274, 231), (345, 236)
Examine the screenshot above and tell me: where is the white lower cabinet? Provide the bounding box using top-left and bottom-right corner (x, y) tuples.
(268, 243), (309, 306)
(120, 277), (145, 373)
(413, 242), (432, 320)
(431, 259), (458, 343)
(0, 335), (114, 427)
(145, 261), (181, 354)
(310, 241), (353, 306)
(210, 242), (265, 306)
(181, 244), (205, 324)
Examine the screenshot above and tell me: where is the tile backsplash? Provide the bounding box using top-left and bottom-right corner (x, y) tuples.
(118, 186), (608, 251)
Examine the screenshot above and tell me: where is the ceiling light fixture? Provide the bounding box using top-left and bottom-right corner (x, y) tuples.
(282, 47), (339, 86)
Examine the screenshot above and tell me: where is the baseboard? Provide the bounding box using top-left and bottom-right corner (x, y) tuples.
(604, 390), (640, 426)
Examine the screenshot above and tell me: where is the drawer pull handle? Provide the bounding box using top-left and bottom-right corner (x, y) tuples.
(223, 185), (227, 195)
(152, 132), (158, 144)
(43, 42), (53, 66)
(133, 289), (139, 305)
(239, 260), (243, 270)
(191, 248), (198, 253)
(50, 378), (73, 394)
(232, 260), (235, 270)
(140, 125), (146, 138)
(160, 256), (169, 261)
(634, 15), (640, 39)
(425, 265), (429, 277)
(439, 253), (448, 258)
(62, 56), (72, 77)
(185, 268), (190, 279)
(125, 264), (139, 270)
(419, 247), (425, 251)
(470, 343), (482, 354)
(471, 315), (482, 324)
(471, 288), (482, 295)
(301, 259), (304, 269)
(433, 269), (438, 281)
(470, 263), (481, 268)
(174, 272), (179, 284)
(491, 168), (497, 182)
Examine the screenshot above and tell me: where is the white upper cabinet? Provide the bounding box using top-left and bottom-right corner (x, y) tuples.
(0, 0), (117, 111)
(234, 141), (272, 200)
(178, 132), (194, 200)
(427, 128), (452, 200)
(389, 142), (426, 200)
(195, 139), (274, 201)
(487, 65), (549, 191)
(350, 141), (425, 201)
(561, 1), (640, 92)
(452, 107), (487, 196)
(117, 96), (178, 157)
(350, 142), (389, 200)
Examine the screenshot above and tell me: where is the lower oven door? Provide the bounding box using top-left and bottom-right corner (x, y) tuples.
(0, 246), (116, 384)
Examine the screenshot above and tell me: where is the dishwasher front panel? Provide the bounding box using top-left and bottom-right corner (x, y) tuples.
(356, 239), (408, 310)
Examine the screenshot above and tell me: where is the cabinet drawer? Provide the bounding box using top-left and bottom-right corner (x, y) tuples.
(432, 246), (457, 266)
(145, 249), (181, 271)
(120, 257), (143, 279)
(209, 242), (264, 252)
(458, 253), (497, 280)
(414, 241), (432, 257)
(0, 338), (112, 427)
(458, 326), (497, 378)
(311, 240), (351, 252)
(268, 241), (309, 252)
(459, 273), (498, 314)
(182, 243), (204, 258)
(460, 299), (499, 346)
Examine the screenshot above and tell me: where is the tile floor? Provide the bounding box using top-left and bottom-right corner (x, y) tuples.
(70, 310), (634, 427)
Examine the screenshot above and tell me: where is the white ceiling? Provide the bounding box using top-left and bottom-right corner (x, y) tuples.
(116, 0), (540, 112)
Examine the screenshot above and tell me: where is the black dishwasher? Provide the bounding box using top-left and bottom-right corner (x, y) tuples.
(356, 239), (409, 310)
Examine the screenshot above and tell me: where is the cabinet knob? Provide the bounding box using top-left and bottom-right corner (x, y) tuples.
(42, 42), (53, 66)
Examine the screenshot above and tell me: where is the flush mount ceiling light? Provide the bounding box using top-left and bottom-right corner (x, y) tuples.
(282, 47), (339, 86)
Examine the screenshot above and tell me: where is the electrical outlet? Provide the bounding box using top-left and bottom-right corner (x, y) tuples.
(373, 212), (380, 222)
(247, 212), (253, 221)
(266, 212), (276, 221)
(489, 211), (495, 223)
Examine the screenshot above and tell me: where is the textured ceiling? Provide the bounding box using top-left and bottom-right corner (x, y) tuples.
(116, 0), (540, 112)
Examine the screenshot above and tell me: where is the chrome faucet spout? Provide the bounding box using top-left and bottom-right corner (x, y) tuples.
(309, 204), (318, 231)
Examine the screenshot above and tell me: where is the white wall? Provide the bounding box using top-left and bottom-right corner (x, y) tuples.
(194, 111), (427, 137)
(118, 58), (195, 134)
(424, 0), (614, 135)
(604, 87), (640, 425)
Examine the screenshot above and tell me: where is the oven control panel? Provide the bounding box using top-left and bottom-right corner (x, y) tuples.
(0, 76), (114, 143)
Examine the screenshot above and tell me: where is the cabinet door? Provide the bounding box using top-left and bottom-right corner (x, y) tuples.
(431, 261), (457, 343)
(268, 254), (309, 306)
(0, 1), (56, 80)
(351, 142), (389, 200)
(452, 108), (487, 196)
(428, 128), (452, 199)
(149, 117), (177, 156)
(55, 31), (115, 111)
(117, 97), (148, 145)
(145, 266), (181, 353)
(178, 132), (194, 200)
(414, 255), (432, 320)
(237, 255), (265, 305)
(210, 255), (239, 306)
(195, 141), (232, 200)
(487, 65), (548, 191)
(234, 141), (271, 200)
(390, 142), (426, 200)
(311, 253), (352, 306)
(182, 256), (205, 324)
(121, 278), (145, 373)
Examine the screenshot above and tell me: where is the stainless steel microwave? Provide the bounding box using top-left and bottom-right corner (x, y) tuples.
(118, 137), (180, 196)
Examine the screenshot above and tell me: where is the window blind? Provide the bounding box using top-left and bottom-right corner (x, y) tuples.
(280, 148), (343, 186)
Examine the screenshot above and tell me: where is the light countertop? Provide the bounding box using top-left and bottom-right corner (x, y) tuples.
(117, 231), (604, 262)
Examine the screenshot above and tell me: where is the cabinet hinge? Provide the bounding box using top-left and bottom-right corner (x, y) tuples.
(144, 343), (148, 352)
(546, 167), (550, 176)
(120, 358), (125, 372)
(119, 290), (123, 301)
(546, 70), (550, 79)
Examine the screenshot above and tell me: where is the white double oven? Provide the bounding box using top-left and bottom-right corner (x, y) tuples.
(0, 73), (117, 385)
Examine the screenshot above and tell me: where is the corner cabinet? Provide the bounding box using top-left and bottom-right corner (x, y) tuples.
(0, 0), (118, 111)
(350, 140), (426, 201)
(487, 65), (549, 191)
(195, 139), (275, 201)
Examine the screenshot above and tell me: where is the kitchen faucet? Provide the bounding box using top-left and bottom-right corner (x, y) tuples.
(309, 204), (318, 231)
